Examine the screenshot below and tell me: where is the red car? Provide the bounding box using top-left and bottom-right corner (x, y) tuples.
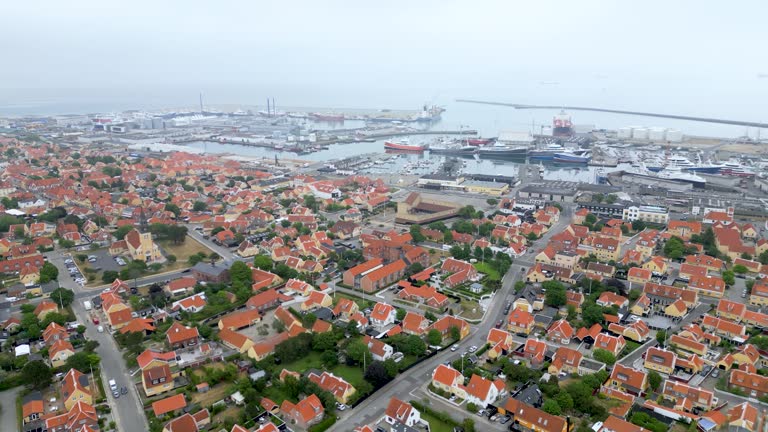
(91, 316), (99, 325)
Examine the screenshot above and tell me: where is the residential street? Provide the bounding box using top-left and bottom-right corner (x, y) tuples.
(0, 386), (21, 432)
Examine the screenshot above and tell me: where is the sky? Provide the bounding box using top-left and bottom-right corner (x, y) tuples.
(2, 1), (768, 118)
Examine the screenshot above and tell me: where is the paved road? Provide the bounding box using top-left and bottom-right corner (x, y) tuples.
(331, 213), (565, 431)
(0, 386), (21, 432)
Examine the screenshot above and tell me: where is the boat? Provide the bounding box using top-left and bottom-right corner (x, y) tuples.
(553, 151), (590, 164)
(309, 113), (345, 122)
(384, 139), (426, 152)
(720, 160), (756, 177)
(529, 143), (566, 160)
(465, 138), (494, 146)
(429, 145), (477, 155)
(414, 105), (445, 122)
(646, 155), (723, 174)
(477, 145), (529, 159)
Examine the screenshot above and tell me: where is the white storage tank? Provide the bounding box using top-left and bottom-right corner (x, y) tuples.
(617, 127), (633, 139)
(666, 129), (683, 142)
(648, 127), (667, 141)
(632, 127), (649, 140)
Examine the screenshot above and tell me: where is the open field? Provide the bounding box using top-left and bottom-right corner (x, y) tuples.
(474, 262), (500, 281)
(191, 383), (232, 407)
(158, 237), (211, 269)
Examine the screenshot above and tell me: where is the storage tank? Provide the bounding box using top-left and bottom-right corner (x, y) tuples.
(666, 129), (683, 142)
(648, 127), (666, 141)
(617, 127), (633, 139)
(632, 127), (649, 140)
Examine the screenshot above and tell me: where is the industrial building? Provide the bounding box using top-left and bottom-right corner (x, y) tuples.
(622, 205), (670, 224)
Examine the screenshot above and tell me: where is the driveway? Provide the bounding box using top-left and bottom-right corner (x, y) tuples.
(0, 386), (21, 432)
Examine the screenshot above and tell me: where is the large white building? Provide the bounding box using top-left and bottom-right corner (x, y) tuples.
(622, 205), (669, 224)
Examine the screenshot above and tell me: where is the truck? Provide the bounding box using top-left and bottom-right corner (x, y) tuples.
(83, 301), (92, 311)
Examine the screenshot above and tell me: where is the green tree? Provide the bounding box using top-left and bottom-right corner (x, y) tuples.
(648, 370), (662, 391)
(102, 270), (119, 283)
(395, 308), (406, 321)
(449, 326), (461, 342)
(21, 361), (52, 390)
(631, 220), (647, 231)
(313, 332), (340, 352)
(346, 339), (372, 365)
(582, 303), (604, 327)
(543, 281), (567, 307)
(733, 264), (748, 274)
(663, 236), (685, 260)
(592, 348), (616, 365)
(656, 330), (667, 346)
(514, 281), (526, 293)
(114, 225), (134, 240)
(555, 391), (574, 411)
(38, 262), (59, 283)
(192, 201), (208, 212)
(427, 329), (443, 346)
(164, 203), (181, 217)
(64, 352), (101, 373)
(585, 213), (597, 225)
(722, 270), (735, 286)
(542, 399), (562, 416)
(49, 288), (74, 307)
(253, 254), (273, 271)
(409, 224), (426, 243)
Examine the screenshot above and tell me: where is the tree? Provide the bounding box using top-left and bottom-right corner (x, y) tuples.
(759, 250), (768, 265)
(582, 303), (604, 327)
(364, 361), (392, 387)
(592, 348), (616, 365)
(395, 308), (406, 321)
(722, 270), (735, 286)
(656, 330), (667, 346)
(733, 264), (748, 275)
(543, 281), (567, 307)
(542, 399), (562, 416)
(593, 193), (605, 203)
(192, 201), (208, 212)
(346, 339), (372, 365)
(585, 213), (597, 225)
(50, 288), (74, 307)
(38, 262), (59, 283)
(648, 370), (662, 391)
(22, 361), (52, 390)
(461, 418), (476, 432)
(114, 225), (134, 240)
(64, 352), (101, 373)
(321, 350), (339, 367)
(663, 236), (685, 260)
(620, 225), (630, 235)
(427, 329), (442, 346)
(514, 281), (526, 293)
(383, 359), (399, 378)
(253, 255), (273, 271)
(313, 332), (340, 352)
(230, 261), (253, 287)
(555, 391), (574, 411)
(164, 203), (181, 218)
(449, 326), (461, 342)
(631, 220), (646, 231)
(409, 225), (426, 243)
(102, 271), (119, 283)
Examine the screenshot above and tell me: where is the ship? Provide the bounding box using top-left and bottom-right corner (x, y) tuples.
(477, 145), (529, 159)
(465, 137), (495, 146)
(720, 160), (756, 177)
(415, 105), (445, 122)
(553, 150), (590, 164)
(645, 155), (723, 174)
(529, 143), (566, 160)
(384, 139), (427, 153)
(553, 110), (574, 137)
(309, 113), (345, 122)
(630, 163), (706, 188)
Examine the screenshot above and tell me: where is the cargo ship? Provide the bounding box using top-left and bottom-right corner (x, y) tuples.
(553, 110), (574, 137)
(477, 145), (528, 159)
(384, 139), (427, 153)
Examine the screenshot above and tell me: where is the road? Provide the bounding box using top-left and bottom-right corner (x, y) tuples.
(0, 386), (21, 432)
(36, 248), (150, 432)
(331, 213), (567, 431)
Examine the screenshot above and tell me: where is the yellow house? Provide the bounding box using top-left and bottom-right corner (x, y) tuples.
(644, 347), (676, 375)
(61, 369), (93, 411)
(591, 237), (621, 262)
(749, 282), (768, 307)
(49, 340), (75, 368)
(300, 291), (333, 312)
(664, 300), (688, 318)
(431, 364), (467, 399)
(553, 251), (579, 269)
(34, 301), (59, 321)
(125, 229), (164, 263)
(513, 298), (533, 313)
(308, 371), (356, 404)
(20, 266), (40, 286)
(25, 285), (43, 297)
(508, 309), (534, 335)
(142, 364), (174, 397)
(642, 256), (668, 275)
(630, 294), (651, 316)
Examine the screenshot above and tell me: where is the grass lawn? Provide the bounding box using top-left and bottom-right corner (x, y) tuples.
(458, 299), (484, 320)
(620, 340), (642, 358)
(263, 385), (292, 405)
(191, 383), (233, 407)
(158, 237), (211, 269)
(329, 365), (366, 390)
(280, 351), (324, 373)
(420, 412), (455, 432)
(335, 292), (375, 310)
(474, 262), (500, 281)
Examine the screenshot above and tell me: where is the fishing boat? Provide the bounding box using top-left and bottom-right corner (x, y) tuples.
(477, 145), (528, 159)
(309, 113), (345, 122)
(553, 151), (591, 164)
(384, 139), (426, 153)
(529, 143), (566, 160)
(429, 145), (477, 155)
(465, 138), (495, 146)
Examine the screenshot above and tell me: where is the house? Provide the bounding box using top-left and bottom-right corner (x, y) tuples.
(597, 291), (629, 309)
(609, 320), (650, 343)
(125, 228), (163, 262)
(19, 265), (40, 285)
(501, 399), (570, 432)
(688, 275), (725, 298)
(487, 328), (514, 360)
(280, 394), (324, 430)
(644, 347), (677, 375)
(548, 347), (583, 376)
(46, 400), (98, 432)
(431, 364), (465, 398)
(218, 309), (262, 331)
(364, 335), (394, 361)
(191, 262), (230, 283)
(166, 322), (199, 350)
(385, 397), (421, 427)
(729, 369), (768, 398)
(627, 267), (652, 286)
(301, 290), (332, 312)
(401, 311), (429, 335)
(642, 256), (668, 275)
(397, 282), (449, 309)
(728, 402), (759, 432)
(523, 338), (547, 365)
(246, 288), (282, 312)
(678, 263), (707, 281)
(43, 322), (69, 345)
(49, 339), (75, 367)
(440, 258), (479, 288)
(597, 416), (651, 432)
(152, 393), (188, 417)
(162, 409), (210, 432)
(61, 368), (92, 410)
(21, 391), (44, 424)
(34, 300), (58, 320)
(609, 363), (648, 395)
(360, 259), (407, 292)
(142, 364), (173, 397)
(717, 299), (746, 322)
(748, 280), (768, 307)
(508, 309), (535, 335)
(668, 334), (707, 357)
(218, 328), (254, 353)
(428, 315), (470, 341)
(465, 374), (505, 407)
(547, 319), (574, 344)
(643, 282), (699, 309)
(166, 277), (197, 296)
(684, 254), (724, 272)
(370, 302), (397, 328)
(594, 333), (626, 356)
(137, 349), (177, 370)
(308, 371), (356, 404)
(630, 294), (651, 316)
(171, 293), (207, 313)
(661, 380), (715, 412)
(342, 258), (384, 288)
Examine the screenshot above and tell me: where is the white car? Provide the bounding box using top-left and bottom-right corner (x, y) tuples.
(97, 325), (104, 333)
(450, 345), (459, 352)
(468, 345), (478, 353)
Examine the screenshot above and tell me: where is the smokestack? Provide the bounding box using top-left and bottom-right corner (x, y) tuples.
(266, 99), (271, 117)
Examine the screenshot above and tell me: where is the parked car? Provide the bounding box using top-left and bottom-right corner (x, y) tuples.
(451, 345), (459, 352)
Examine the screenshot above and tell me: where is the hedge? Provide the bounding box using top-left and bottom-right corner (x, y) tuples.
(308, 414), (337, 432)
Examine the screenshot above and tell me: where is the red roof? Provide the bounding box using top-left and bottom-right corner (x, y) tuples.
(152, 393), (187, 416)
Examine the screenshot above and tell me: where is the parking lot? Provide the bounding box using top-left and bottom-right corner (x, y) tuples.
(87, 249), (122, 273)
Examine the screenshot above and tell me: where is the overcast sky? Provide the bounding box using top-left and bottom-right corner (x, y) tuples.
(2, 1), (768, 114)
